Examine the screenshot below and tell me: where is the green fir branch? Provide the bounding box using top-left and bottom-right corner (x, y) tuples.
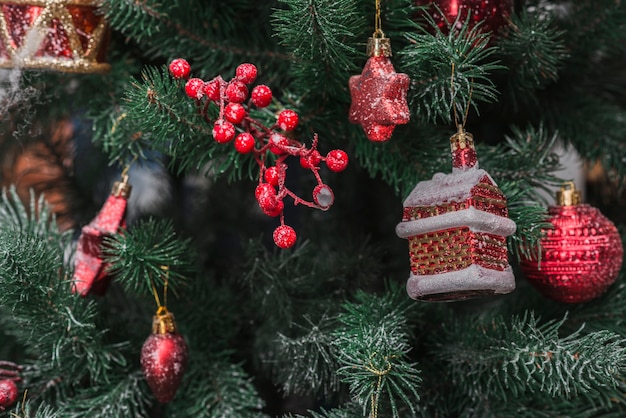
(399, 14), (503, 124)
(103, 218), (195, 295)
(285, 402), (363, 418)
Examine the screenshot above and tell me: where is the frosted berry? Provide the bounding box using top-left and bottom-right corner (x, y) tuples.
(269, 133), (289, 155)
(224, 103), (246, 124)
(313, 184), (334, 209)
(0, 379), (18, 409)
(255, 183), (275, 200)
(226, 81), (248, 103)
(325, 149), (349, 172)
(203, 80), (221, 101)
(235, 63), (257, 84)
(169, 58), (190, 79)
(185, 78), (205, 100)
(264, 166), (280, 187)
(261, 198), (284, 217)
(273, 225), (297, 249)
(212, 121), (235, 144)
(251, 85), (272, 107)
(300, 150), (322, 169)
(234, 132), (255, 153)
(277, 109), (299, 131)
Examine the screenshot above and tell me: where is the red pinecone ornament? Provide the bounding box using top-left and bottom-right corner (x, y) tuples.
(71, 175), (131, 296)
(520, 183), (623, 303)
(349, 36), (410, 142)
(0, 380), (18, 410)
(141, 310), (188, 404)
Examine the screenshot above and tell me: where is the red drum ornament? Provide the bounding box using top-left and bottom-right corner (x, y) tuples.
(520, 183), (623, 304)
(141, 308), (188, 403)
(0, 0), (110, 73)
(349, 35), (410, 142)
(396, 126), (516, 301)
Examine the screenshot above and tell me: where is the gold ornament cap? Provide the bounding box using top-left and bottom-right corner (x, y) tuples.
(367, 34), (392, 57)
(112, 174), (131, 198)
(152, 307), (177, 335)
(556, 182), (582, 206)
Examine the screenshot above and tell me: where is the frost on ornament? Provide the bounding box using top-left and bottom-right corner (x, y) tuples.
(171, 59), (349, 248)
(396, 127), (516, 302)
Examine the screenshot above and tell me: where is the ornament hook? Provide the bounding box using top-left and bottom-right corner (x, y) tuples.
(556, 182), (582, 206)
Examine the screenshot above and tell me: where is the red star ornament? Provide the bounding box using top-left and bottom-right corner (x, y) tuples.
(71, 176), (131, 296)
(349, 55), (410, 142)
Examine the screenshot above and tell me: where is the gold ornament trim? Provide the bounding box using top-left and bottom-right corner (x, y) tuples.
(450, 126), (475, 152)
(556, 181), (582, 206)
(111, 174), (131, 198)
(367, 35), (392, 57)
(0, 0), (110, 73)
(152, 307), (177, 335)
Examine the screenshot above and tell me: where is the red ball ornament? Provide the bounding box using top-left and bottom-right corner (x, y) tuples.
(0, 379), (18, 410)
(264, 166), (280, 187)
(203, 80), (221, 101)
(141, 310), (188, 404)
(349, 37), (410, 142)
(251, 85), (272, 108)
(234, 132), (255, 153)
(235, 63), (257, 84)
(225, 81), (248, 103)
(415, 0), (513, 34)
(185, 78), (205, 100)
(212, 121), (235, 144)
(520, 183), (623, 304)
(273, 225), (297, 249)
(169, 58), (190, 79)
(224, 102), (246, 124)
(277, 109), (299, 131)
(325, 149), (349, 172)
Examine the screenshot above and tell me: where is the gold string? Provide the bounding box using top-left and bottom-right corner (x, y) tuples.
(150, 266), (170, 310)
(374, 0), (384, 38)
(364, 352), (393, 418)
(450, 62), (474, 129)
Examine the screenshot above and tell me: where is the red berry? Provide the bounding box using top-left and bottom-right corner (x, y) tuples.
(203, 79), (221, 101)
(262, 198), (284, 217)
(313, 184), (334, 209)
(273, 225), (297, 249)
(234, 132), (255, 153)
(277, 109), (299, 131)
(255, 183), (275, 200)
(224, 103), (246, 124)
(264, 166), (280, 187)
(0, 379), (18, 408)
(226, 81), (248, 103)
(185, 78), (205, 100)
(213, 121), (235, 144)
(251, 85), (272, 107)
(169, 58), (191, 79)
(300, 150), (322, 169)
(269, 133), (289, 155)
(235, 63), (257, 84)
(325, 149), (349, 172)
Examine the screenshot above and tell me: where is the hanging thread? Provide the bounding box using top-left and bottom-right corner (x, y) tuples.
(364, 352), (393, 418)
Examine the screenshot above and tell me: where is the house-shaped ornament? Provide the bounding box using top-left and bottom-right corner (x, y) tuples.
(395, 127), (517, 301)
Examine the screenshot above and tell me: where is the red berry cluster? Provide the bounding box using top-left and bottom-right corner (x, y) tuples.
(169, 59), (349, 249)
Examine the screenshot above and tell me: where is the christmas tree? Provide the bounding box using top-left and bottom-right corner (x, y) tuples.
(1, 0), (626, 416)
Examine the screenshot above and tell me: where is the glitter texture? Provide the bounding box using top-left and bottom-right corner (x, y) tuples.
(349, 55), (410, 142)
(141, 331), (188, 404)
(520, 204), (623, 303)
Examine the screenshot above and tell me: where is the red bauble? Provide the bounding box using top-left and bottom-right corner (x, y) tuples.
(274, 225), (297, 249)
(0, 380), (18, 410)
(235, 63), (257, 84)
(168, 58), (190, 79)
(325, 150), (349, 172)
(251, 85), (272, 108)
(349, 50), (410, 142)
(185, 78), (205, 100)
(141, 312), (188, 404)
(415, 0), (513, 34)
(520, 189), (623, 304)
(225, 81), (248, 103)
(72, 176), (131, 296)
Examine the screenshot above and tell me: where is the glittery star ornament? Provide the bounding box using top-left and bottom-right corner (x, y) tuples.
(71, 175), (131, 296)
(141, 308), (188, 403)
(349, 36), (410, 142)
(0, 0), (110, 73)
